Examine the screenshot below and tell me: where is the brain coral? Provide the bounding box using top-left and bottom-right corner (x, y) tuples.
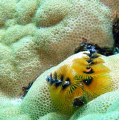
(0, 0), (114, 98)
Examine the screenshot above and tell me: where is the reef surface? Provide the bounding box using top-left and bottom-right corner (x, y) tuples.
(0, 0), (119, 120)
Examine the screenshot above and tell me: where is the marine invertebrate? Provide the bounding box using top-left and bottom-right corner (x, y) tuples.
(46, 50), (113, 115)
(0, 0), (114, 97)
(0, 0), (118, 119)
(101, 0), (119, 17)
(0, 52), (119, 120)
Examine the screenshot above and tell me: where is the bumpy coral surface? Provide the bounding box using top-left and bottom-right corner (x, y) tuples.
(20, 52), (119, 119)
(0, 0), (118, 120)
(0, 0), (114, 97)
(70, 88), (119, 120)
(0, 52), (119, 120)
(101, 0), (119, 17)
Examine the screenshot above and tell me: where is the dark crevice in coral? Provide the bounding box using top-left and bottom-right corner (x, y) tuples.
(74, 15), (119, 56)
(74, 39), (115, 56)
(73, 95), (87, 107)
(113, 16), (119, 48)
(21, 82), (33, 98)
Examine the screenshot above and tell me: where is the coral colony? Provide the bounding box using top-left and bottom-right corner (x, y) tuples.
(0, 0), (119, 119)
(45, 40), (113, 116)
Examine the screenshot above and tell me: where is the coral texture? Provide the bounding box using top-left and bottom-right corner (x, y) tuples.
(0, 52), (119, 120)
(70, 88), (119, 120)
(0, 0), (114, 97)
(101, 0), (119, 18)
(0, 0), (118, 120)
(20, 52), (119, 119)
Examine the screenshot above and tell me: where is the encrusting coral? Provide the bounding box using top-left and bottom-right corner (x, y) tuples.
(0, 0), (119, 120)
(101, 0), (119, 17)
(0, 51), (119, 120)
(0, 0), (114, 97)
(70, 88), (119, 120)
